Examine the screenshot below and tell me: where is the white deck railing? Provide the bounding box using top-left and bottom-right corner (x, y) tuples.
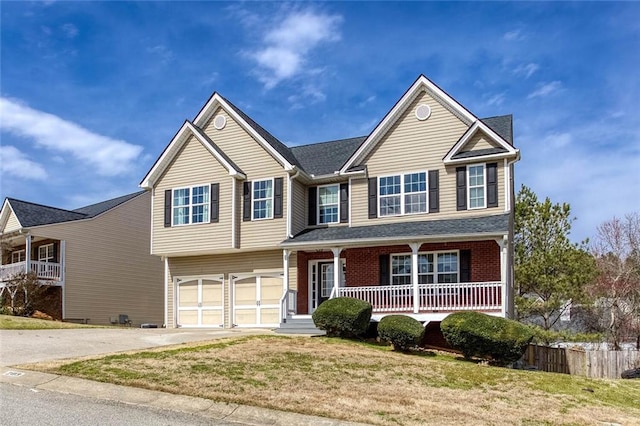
(0, 261), (63, 282)
(336, 282), (503, 313)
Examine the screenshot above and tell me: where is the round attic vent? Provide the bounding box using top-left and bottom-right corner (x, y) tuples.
(213, 114), (226, 130)
(415, 104), (431, 121)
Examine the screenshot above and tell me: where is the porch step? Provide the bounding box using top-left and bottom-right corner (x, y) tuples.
(276, 317), (326, 336)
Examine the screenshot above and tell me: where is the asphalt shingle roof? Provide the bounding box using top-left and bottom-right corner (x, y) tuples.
(290, 136), (367, 176)
(6, 191), (145, 228)
(281, 214), (509, 246)
(481, 115), (513, 145)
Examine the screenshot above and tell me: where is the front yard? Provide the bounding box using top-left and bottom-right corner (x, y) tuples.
(26, 335), (640, 425)
(0, 314), (104, 330)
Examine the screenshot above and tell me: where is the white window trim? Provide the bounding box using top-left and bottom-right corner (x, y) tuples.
(378, 171), (428, 217)
(252, 178), (274, 221)
(171, 184), (210, 226)
(38, 244), (54, 262)
(11, 249), (26, 264)
(389, 250), (460, 285)
(317, 184), (340, 225)
(467, 163), (486, 210)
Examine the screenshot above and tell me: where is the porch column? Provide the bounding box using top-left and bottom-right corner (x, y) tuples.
(60, 240), (66, 283)
(331, 248), (342, 298)
(497, 237), (508, 318)
(410, 243), (420, 313)
(25, 233), (32, 274)
(282, 249), (292, 321)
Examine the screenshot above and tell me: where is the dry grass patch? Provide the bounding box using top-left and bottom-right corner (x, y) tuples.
(34, 335), (640, 425)
(0, 314), (106, 329)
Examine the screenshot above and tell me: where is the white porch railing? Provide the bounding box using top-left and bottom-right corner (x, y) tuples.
(336, 282), (503, 313)
(0, 261), (63, 282)
(280, 289), (298, 320)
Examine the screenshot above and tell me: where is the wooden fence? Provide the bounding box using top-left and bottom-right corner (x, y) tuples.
(523, 345), (640, 379)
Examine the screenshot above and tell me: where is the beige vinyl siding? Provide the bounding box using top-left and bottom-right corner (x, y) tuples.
(202, 107), (287, 248)
(153, 135), (234, 255)
(31, 192), (163, 326)
(166, 250), (297, 328)
(351, 90), (506, 225)
(462, 132), (501, 152)
(291, 179), (307, 236)
(3, 209), (22, 233)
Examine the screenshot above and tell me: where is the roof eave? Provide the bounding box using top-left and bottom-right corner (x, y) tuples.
(443, 150), (520, 165)
(279, 230), (507, 250)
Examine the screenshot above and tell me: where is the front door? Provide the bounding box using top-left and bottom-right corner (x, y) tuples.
(310, 260), (345, 313)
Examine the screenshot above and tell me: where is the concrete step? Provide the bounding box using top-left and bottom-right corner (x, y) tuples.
(276, 318), (325, 335)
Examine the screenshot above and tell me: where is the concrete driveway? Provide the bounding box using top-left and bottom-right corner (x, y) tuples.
(0, 327), (272, 367)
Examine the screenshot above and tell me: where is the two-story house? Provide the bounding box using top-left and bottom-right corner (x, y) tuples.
(140, 75), (520, 330)
(0, 192), (164, 326)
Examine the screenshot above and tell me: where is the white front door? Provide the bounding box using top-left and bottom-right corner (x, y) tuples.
(309, 260), (346, 313)
(176, 276), (224, 327)
(232, 273), (282, 327)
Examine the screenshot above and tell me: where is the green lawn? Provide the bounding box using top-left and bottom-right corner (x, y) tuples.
(30, 335), (640, 426)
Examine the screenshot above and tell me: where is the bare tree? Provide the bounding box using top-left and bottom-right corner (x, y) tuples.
(1, 272), (47, 317)
(589, 212), (640, 349)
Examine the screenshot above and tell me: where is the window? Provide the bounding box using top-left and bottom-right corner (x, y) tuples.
(11, 249), (25, 264)
(467, 164), (486, 209)
(318, 185), (339, 224)
(390, 251), (459, 285)
(253, 179), (273, 220)
(379, 172), (427, 216)
(173, 185), (210, 225)
(38, 244), (54, 262)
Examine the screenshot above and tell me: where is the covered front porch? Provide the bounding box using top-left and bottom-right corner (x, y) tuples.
(0, 232), (65, 285)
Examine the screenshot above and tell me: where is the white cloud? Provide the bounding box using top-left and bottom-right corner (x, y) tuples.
(147, 45), (173, 64)
(503, 30), (523, 41)
(0, 145), (47, 180)
(249, 10), (342, 89)
(61, 23), (78, 38)
(486, 93), (506, 107)
(527, 81), (562, 99)
(514, 63), (539, 78)
(0, 97), (142, 176)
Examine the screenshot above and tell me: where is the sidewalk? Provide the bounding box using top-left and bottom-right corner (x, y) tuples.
(1, 366), (366, 426)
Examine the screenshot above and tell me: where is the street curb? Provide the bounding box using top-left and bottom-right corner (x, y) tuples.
(1, 367), (366, 425)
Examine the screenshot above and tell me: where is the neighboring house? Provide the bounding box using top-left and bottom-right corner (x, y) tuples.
(0, 192), (164, 326)
(140, 74), (520, 331)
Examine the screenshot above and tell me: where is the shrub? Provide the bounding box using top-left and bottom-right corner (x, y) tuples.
(441, 311), (534, 365)
(312, 297), (372, 338)
(378, 315), (425, 351)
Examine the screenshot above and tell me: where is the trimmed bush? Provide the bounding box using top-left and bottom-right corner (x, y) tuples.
(441, 312), (534, 365)
(378, 315), (425, 351)
(312, 297), (372, 338)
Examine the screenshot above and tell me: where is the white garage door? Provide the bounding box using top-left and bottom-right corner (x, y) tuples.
(232, 273), (282, 327)
(176, 275), (224, 328)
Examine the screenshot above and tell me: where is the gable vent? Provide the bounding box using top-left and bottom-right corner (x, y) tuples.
(415, 104), (431, 121)
(213, 114), (226, 130)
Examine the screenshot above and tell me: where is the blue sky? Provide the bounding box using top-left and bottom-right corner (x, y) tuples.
(1, 1), (638, 242)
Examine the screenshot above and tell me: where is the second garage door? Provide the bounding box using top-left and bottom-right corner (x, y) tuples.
(232, 273), (282, 327)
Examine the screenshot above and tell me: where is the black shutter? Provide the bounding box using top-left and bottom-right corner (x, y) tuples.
(308, 187), (317, 225)
(52, 243), (58, 263)
(210, 183), (219, 223)
(164, 189), (172, 227)
(339, 183), (349, 223)
(274, 177), (283, 218)
(243, 181), (252, 222)
(460, 249), (471, 283)
(428, 170), (439, 213)
(379, 254), (390, 285)
(368, 178), (378, 219)
(486, 163), (498, 208)
(456, 167), (467, 211)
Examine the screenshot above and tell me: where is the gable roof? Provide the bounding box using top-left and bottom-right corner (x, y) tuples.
(443, 117), (518, 164)
(140, 119), (246, 188)
(1, 191), (146, 230)
(290, 136), (367, 177)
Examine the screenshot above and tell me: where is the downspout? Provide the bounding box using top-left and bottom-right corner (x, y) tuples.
(287, 169), (301, 238)
(163, 257), (168, 328)
(231, 177), (237, 249)
(505, 155), (519, 318)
